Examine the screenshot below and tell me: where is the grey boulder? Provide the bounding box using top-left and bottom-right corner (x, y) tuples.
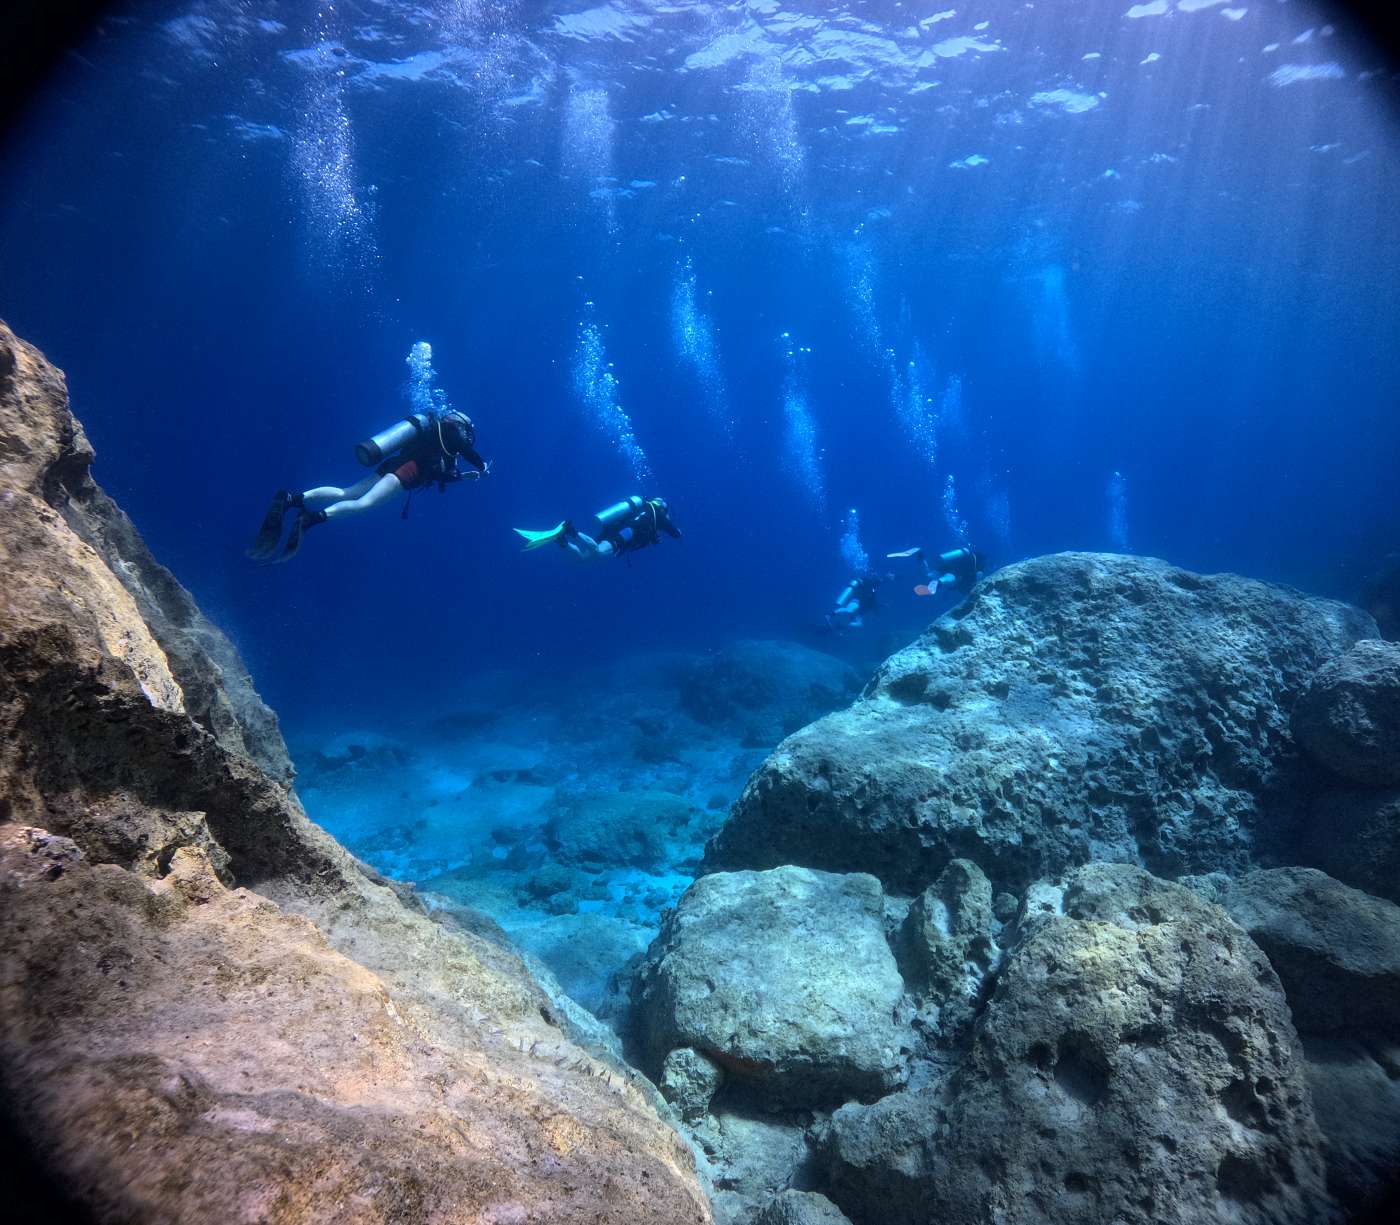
(1189, 867), (1400, 1037)
(828, 865), (1335, 1225)
(1300, 788), (1400, 906)
(753, 1189), (853, 1225)
(634, 867), (909, 1108)
(1293, 639), (1400, 786)
(707, 553), (1372, 894)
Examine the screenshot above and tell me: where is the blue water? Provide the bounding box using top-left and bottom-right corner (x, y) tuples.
(2, 0), (1398, 734)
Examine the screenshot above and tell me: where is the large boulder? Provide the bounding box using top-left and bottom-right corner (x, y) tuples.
(708, 553), (1374, 894)
(754, 1189), (854, 1225)
(1299, 788), (1400, 906)
(827, 865), (1335, 1225)
(0, 321), (711, 1223)
(1189, 868), (1400, 1037)
(1303, 1038), (1400, 1217)
(1292, 640), (1400, 787)
(634, 867), (909, 1108)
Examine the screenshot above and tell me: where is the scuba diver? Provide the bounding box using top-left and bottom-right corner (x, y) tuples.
(247, 409), (490, 562)
(887, 544), (985, 597)
(514, 495), (681, 561)
(826, 572), (891, 631)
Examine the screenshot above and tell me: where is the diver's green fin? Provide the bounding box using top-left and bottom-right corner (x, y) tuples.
(514, 522), (569, 551)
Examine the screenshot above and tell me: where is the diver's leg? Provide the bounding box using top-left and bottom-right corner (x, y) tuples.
(303, 475), (377, 505)
(564, 531), (607, 560)
(323, 473), (403, 520)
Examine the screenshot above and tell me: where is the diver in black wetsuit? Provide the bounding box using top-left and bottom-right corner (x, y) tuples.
(247, 409), (490, 562)
(887, 544), (985, 597)
(826, 572), (890, 630)
(514, 496), (682, 561)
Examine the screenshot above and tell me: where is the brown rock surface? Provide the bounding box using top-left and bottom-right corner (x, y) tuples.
(0, 320), (711, 1223)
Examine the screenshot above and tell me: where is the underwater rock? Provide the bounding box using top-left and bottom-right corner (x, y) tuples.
(546, 788), (699, 871)
(1300, 788), (1400, 906)
(635, 867), (909, 1109)
(708, 553), (1374, 895)
(1303, 1037), (1400, 1218)
(1188, 868), (1400, 1038)
(662, 1046), (727, 1121)
(689, 1109), (816, 1225)
(0, 323), (711, 1223)
(1293, 640), (1400, 787)
(677, 639), (862, 743)
(895, 858), (998, 1044)
(827, 864), (1334, 1225)
(753, 1189), (854, 1225)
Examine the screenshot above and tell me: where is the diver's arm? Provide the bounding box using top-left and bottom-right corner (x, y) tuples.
(459, 444), (488, 473)
(661, 518), (682, 539)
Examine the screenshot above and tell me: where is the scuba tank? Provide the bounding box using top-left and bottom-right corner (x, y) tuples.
(356, 412), (432, 467)
(593, 495), (645, 533)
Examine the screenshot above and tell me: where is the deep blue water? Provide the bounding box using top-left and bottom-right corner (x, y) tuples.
(2, 0), (1398, 729)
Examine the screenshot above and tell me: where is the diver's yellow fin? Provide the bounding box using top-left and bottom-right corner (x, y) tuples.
(514, 522), (568, 551)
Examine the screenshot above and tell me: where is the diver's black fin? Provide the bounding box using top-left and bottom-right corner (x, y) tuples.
(246, 490), (292, 561)
(271, 509), (324, 564)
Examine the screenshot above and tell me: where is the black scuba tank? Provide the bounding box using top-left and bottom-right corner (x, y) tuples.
(356, 412), (433, 467)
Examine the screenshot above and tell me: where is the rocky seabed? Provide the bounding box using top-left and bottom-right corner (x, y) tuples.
(3, 318), (1399, 1223)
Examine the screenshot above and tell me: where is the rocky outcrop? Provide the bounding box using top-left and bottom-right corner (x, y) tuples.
(706, 553), (1375, 894)
(827, 865), (1335, 1225)
(753, 1189), (853, 1225)
(895, 858), (998, 1044)
(634, 867), (909, 1108)
(1293, 640), (1400, 787)
(1301, 788), (1400, 906)
(1188, 868), (1400, 1038)
(0, 321), (711, 1223)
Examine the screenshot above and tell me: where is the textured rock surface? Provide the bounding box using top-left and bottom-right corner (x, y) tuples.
(896, 858), (998, 1043)
(707, 553), (1374, 893)
(0, 321), (711, 1223)
(1293, 640), (1400, 787)
(662, 1047), (727, 1121)
(635, 867), (909, 1108)
(690, 1110), (816, 1225)
(754, 1189), (853, 1225)
(828, 865), (1334, 1225)
(1301, 788), (1400, 906)
(677, 640), (862, 745)
(1189, 868), (1400, 1037)
(1304, 1038), (1400, 1216)
(546, 789), (701, 871)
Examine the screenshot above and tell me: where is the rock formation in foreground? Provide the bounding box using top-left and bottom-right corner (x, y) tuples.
(707, 552), (1374, 892)
(0, 320), (712, 1223)
(632, 550), (1400, 1223)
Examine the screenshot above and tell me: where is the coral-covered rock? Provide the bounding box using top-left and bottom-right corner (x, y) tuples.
(0, 321), (711, 1223)
(634, 867), (908, 1108)
(1293, 640), (1400, 787)
(708, 553), (1373, 894)
(1189, 868), (1400, 1038)
(827, 865), (1335, 1225)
